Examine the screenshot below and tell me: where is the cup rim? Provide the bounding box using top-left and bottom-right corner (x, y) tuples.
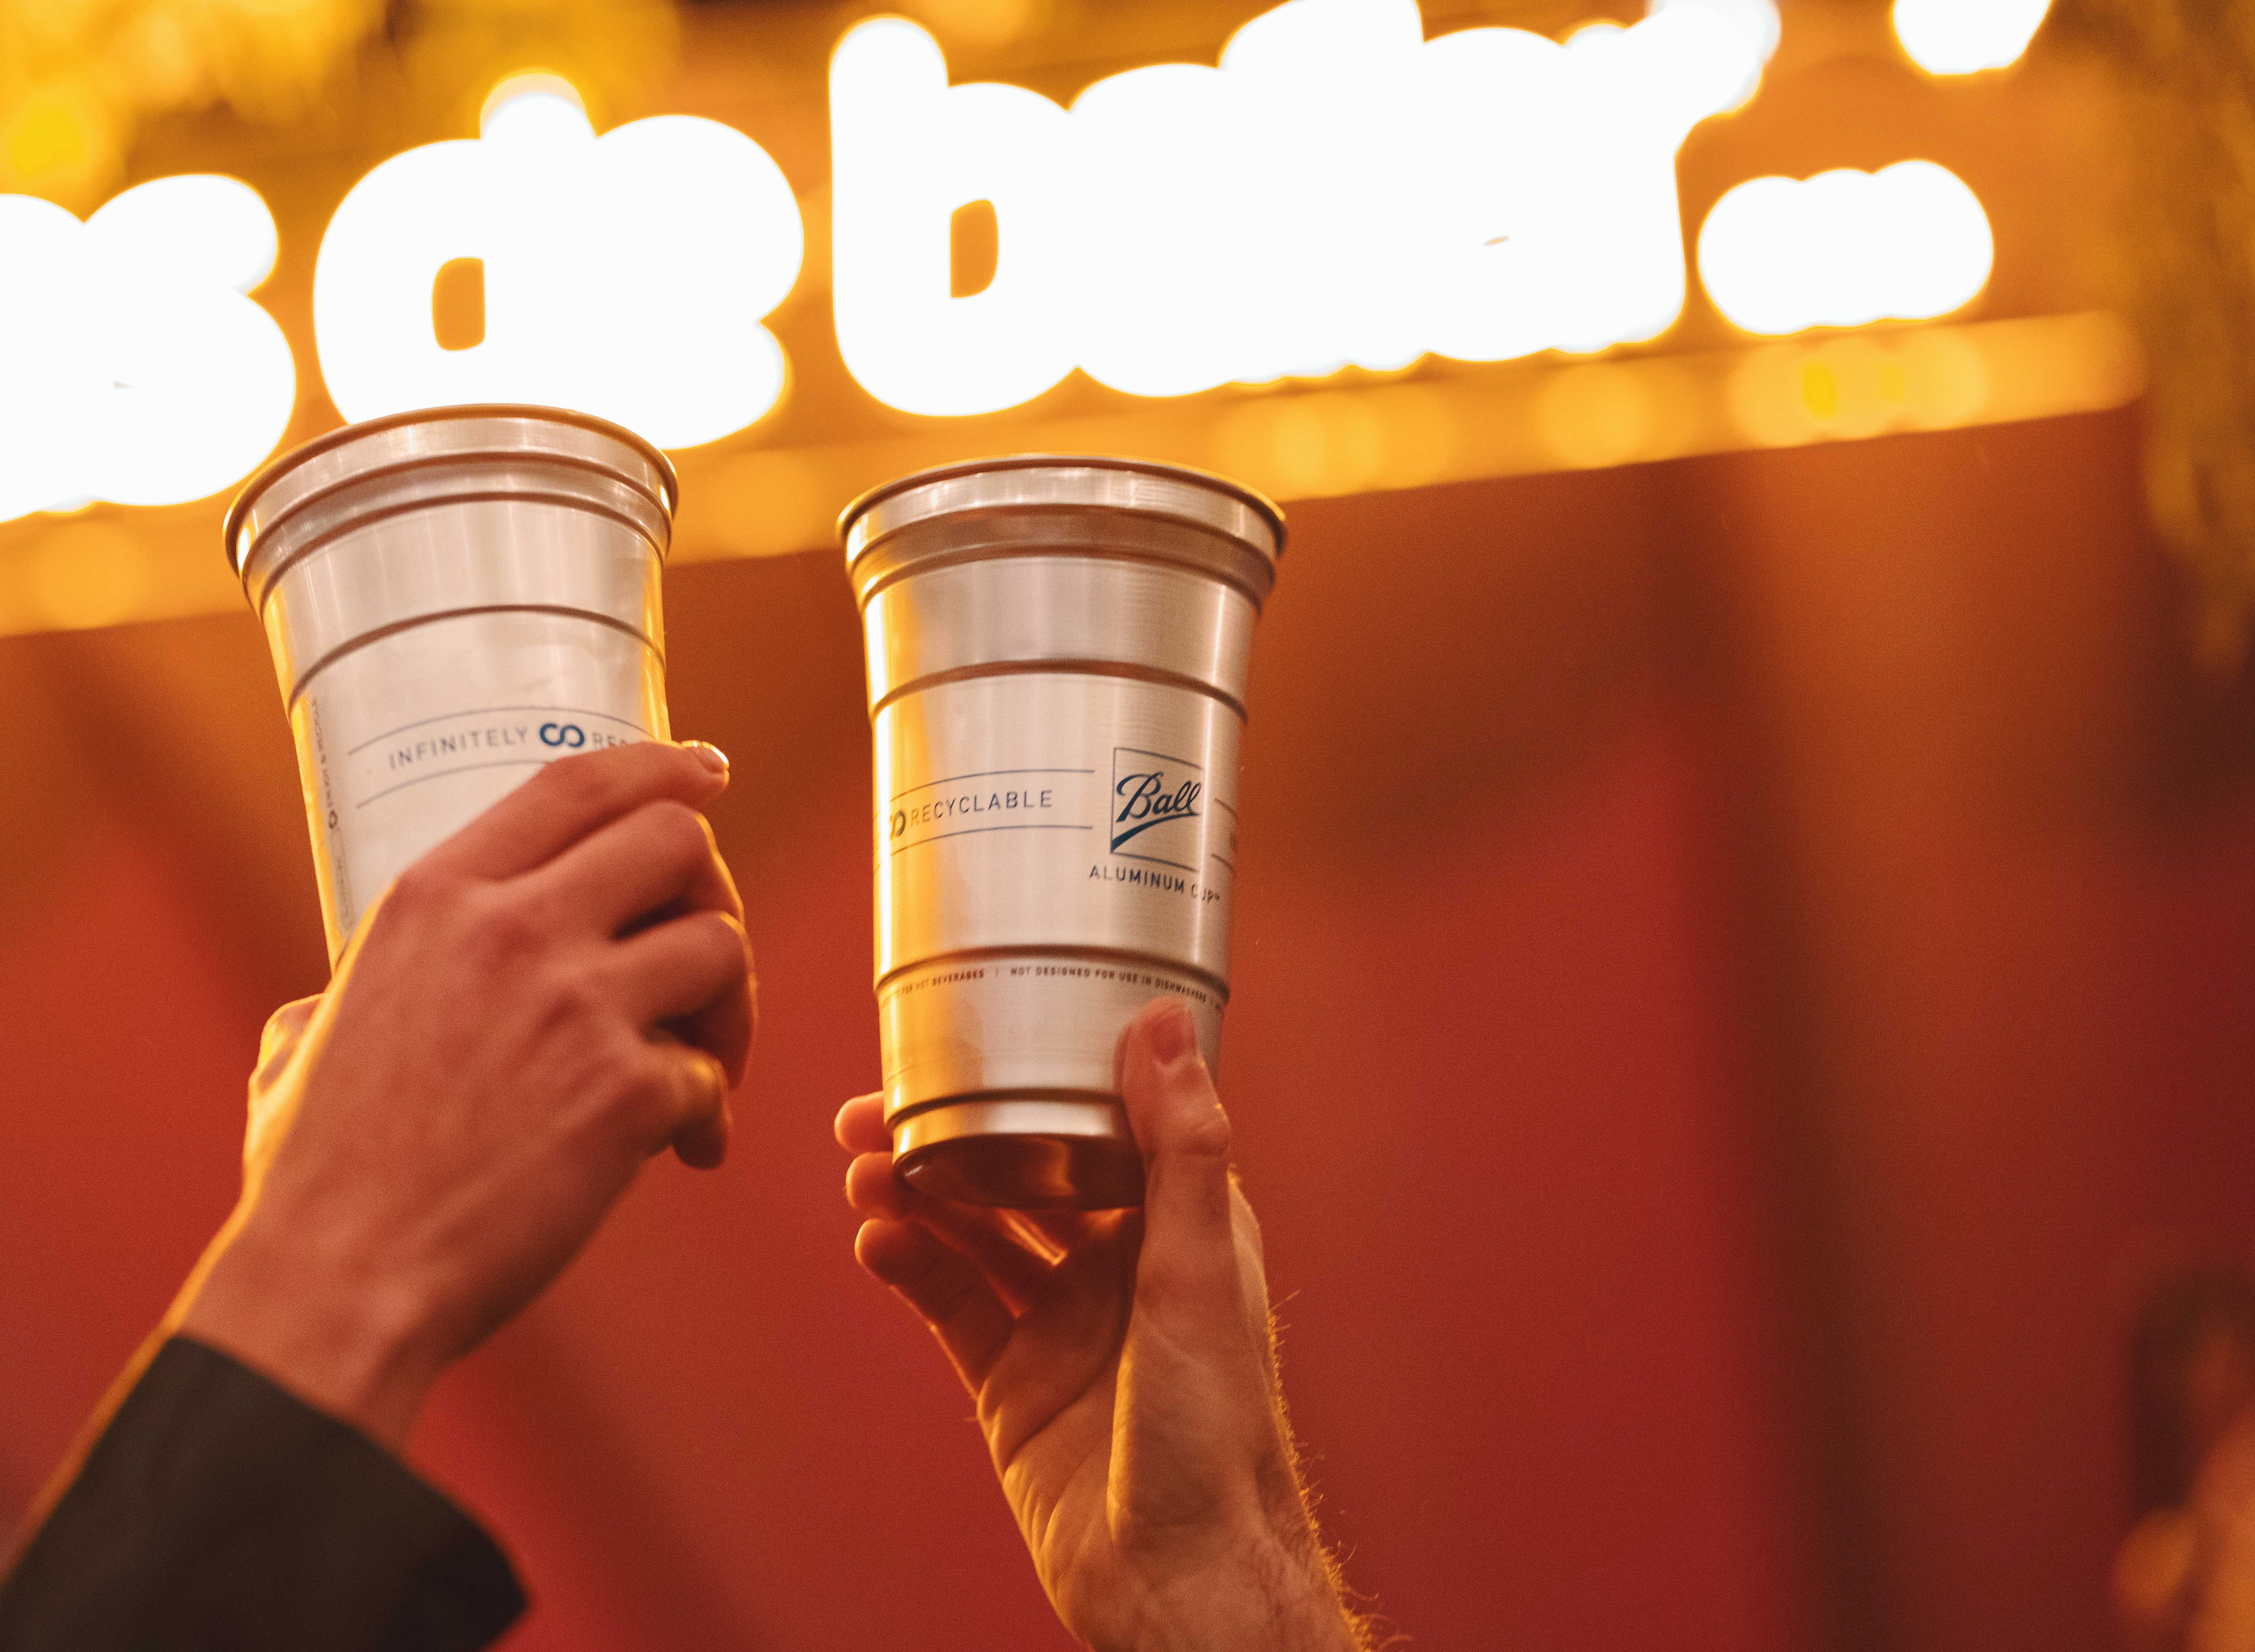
(224, 404), (680, 579)
(836, 454), (1286, 566)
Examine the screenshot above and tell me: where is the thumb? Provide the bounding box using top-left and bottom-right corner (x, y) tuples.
(1118, 999), (1238, 1315)
(245, 996), (325, 1172)
(254, 997), (322, 1087)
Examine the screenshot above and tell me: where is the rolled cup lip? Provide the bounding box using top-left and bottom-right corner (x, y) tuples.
(223, 403), (680, 585)
(836, 454), (1287, 571)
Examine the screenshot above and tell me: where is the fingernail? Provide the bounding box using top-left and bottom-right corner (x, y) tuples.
(683, 740), (730, 776)
(1148, 1000), (1193, 1064)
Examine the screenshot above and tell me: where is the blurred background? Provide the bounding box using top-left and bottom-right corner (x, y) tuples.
(6, 0), (2255, 1648)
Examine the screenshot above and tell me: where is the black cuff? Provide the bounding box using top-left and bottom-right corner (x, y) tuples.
(0, 1335), (525, 1652)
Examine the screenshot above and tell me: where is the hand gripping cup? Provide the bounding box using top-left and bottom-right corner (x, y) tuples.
(225, 406), (676, 960)
(842, 456), (1285, 1210)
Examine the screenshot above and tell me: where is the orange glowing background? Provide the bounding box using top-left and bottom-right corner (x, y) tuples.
(6, 4), (2255, 1652)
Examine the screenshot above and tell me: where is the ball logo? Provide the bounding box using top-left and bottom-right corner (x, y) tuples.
(890, 809), (909, 840)
(538, 722), (587, 748)
(1111, 747), (1206, 867)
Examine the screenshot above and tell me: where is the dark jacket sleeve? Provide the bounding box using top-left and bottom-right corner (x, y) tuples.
(0, 1335), (524, 1652)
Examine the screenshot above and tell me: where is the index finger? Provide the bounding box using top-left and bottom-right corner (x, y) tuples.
(836, 1093), (888, 1154)
(419, 741), (730, 883)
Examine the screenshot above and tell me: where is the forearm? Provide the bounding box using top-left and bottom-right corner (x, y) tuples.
(1118, 1521), (1369, 1652)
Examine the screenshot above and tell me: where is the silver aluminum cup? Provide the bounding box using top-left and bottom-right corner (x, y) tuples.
(225, 406), (677, 962)
(842, 456), (1284, 1210)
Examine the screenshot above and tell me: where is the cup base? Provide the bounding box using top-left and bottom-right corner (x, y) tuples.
(893, 1099), (1146, 1210)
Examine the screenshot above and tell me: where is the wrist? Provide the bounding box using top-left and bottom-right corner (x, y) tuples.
(174, 1204), (449, 1451)
(1115, 1521), (1363, 1652)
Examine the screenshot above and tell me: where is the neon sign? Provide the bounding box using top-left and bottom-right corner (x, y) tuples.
(0, 175), (293, 524)
(1699, 162), (1995, 336)
(0, 0), (2042, 533)
(831, 0), (1781, 415)
(1893, 0), (2053, 76)
(314, 77), (802, 450)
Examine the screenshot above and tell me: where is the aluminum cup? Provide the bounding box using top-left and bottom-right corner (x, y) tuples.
(841, 456), (1285, 1210)
(225, 406), (676, 962)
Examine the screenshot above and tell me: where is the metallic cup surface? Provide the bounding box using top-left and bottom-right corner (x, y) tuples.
(841, 456), (1284, 1210)
(225, 406), (676, 962)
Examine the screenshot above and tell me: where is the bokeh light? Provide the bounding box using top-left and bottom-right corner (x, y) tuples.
(1698, 161), (1995, 336)
(0, 0), (385, 208)
(1728, 326), (2004, 446)
(1892, 0), (2052, 76)
(314, 75), (803, 450)
(0, 174), (294, 524)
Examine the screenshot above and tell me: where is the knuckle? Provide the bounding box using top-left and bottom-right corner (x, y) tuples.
(1175, 1099), (1233, 1163)
(536, 747), (630, 812)
(690, 910), (751, 970)
(470, 889), (549, 962)
(533, 966), (607, 1031)
(608, 1050), (709, 1134)
(642, 798), (713, 865)
(381, 857), (454, 919)
(582, 1045), (674, 1144)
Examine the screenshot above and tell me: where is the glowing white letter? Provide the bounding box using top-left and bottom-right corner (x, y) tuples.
(1893, 0), (2052, 76)
(314, 80), (803, 449)
(830, 19), (1079, 417)
(1698, 161), (1995, 336)
(0, 176), (293, 523)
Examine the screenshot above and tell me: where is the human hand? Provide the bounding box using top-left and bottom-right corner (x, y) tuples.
(2116, 1403), (2255, 1652)
(175, 740), (755, 1450)
(838, 999), (1369, 1652)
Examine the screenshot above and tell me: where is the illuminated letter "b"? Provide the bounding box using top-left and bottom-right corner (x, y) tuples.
(830, 19), (1077, 417)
